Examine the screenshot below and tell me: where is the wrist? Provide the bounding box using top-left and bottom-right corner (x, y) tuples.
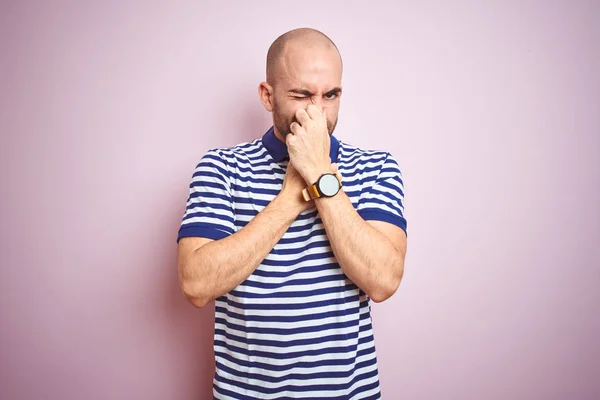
(303, 166), (332, 185)
(275, 187), (307, 217)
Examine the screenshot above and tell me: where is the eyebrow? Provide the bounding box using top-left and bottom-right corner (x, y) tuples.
(325, 87), (342, 96)
(289, 87), (342, 97)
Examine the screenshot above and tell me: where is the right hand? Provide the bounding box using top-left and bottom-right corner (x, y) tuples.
(280, 161), (314, 214)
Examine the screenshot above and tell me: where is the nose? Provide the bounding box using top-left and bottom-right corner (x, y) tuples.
(311, 96), (324, 113)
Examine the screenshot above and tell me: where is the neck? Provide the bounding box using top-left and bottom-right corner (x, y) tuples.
(273, 127), (287, 143)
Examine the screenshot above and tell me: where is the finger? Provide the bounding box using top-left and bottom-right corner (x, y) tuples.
(306, 104), (322, 120)
(295, 108), (310, 125)
(286, 131), (296, 147)
(289, 121), (303, 135)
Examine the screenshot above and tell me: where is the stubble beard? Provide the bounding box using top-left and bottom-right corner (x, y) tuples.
(272, 99), (338, 141)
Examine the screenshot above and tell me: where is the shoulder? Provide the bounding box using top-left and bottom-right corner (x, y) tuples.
(196, 138), (264, 168)
(338, 141), (401, 172)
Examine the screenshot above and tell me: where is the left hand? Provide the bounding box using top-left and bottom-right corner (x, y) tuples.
(286, 104), (332, 184)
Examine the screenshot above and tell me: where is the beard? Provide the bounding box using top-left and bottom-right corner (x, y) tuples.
(272, 99), (338, 140)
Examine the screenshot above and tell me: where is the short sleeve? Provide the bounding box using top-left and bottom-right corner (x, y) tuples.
(177, 150), (235, 243)
(356, 153), (407, 234)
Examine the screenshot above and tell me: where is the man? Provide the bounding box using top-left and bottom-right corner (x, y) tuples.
(177, 28), (407, 399)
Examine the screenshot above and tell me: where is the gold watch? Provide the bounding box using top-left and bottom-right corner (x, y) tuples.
(302, 173), (342, 201)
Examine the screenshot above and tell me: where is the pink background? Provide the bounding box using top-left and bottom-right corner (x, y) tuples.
(1, 1), (599, 399)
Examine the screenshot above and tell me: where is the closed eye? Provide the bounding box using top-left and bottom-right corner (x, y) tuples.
(289, 89), (313, 98)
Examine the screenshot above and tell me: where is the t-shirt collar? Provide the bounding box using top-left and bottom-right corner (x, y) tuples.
(261, 126), (340, 163)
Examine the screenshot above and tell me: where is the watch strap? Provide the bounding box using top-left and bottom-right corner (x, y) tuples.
(302, 184), (321, 201)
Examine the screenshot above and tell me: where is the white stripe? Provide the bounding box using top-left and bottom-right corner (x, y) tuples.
(214, 363), (379, 399)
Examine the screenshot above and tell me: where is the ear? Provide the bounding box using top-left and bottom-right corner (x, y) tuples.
(258, 82), (274, 112)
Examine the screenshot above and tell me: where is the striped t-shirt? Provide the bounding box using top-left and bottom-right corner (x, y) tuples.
(178, 127), (407, 399)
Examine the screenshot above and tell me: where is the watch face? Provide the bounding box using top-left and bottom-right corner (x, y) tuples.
(318, 174), (340, 197)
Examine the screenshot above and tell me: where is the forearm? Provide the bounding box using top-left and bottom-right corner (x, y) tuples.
(180, 194), (300, 306)
(315, 191), (404, 302)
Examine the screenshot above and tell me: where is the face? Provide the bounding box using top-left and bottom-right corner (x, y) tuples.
(262, 44), (342, 141)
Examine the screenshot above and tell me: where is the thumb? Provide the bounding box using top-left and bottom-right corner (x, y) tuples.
(331, 163), (342, 182)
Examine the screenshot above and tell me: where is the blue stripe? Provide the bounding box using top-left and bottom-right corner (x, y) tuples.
(284, 222), (325, 234)
(236, 144), (267, 156)
(214, 339), (360, 360)
(244, 149), (273, 161)
(214, 368), (379, 395)
(357, 196), (400, 209)
(341, 176), (379, 188)
(224, 291), (357, 310)
(232, 158), (274, 168)
(371, 185), (404, 200)
(214, 373), (380, 400)
(235, 163), (283, 175)
(229, 282), (357, 299)
(240, 272), (346, 290)
(178, 224), (231, 241)
(340, 163), (381, 174)
(185, 200), (231, 213)
(251, 260), (338, 278)
(341, 151), (386, 167)
(257, 250), (335, 267)
(190, 180), (228, 192)
(359, 210), (407, 232)
(342, 189), (364, 198)
(360, 312), (371, 322)
(192, 169), (227, 181)
(235, 218), (327, 232)
(213, 385), (252, 400)
(231, 175), (282, 185)
(233, 208), (319, 222)
(348, 380), (381, 399)
(182, 210), (233, 224)
(379, 169), (401, 179)
(232, 186), (279, 196)
(196, 158), (227, 175)
(188, 191), (230, 202)
(214, 345), (375, 373)
(277, 228), (327, 245)
(216, 328), (360, 348)
(233, 208), (258, 217)
(230, 196), (268, 205)
(215, 316), (359, 336)
(379, 179), (405, 196)
(215, 356), (376, 384)
(215, 303), (360, 323)
(267, 239), (330, 256)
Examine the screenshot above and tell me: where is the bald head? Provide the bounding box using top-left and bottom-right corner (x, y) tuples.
(259, 28), (343, 140)
(266, 28), (342, 85)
